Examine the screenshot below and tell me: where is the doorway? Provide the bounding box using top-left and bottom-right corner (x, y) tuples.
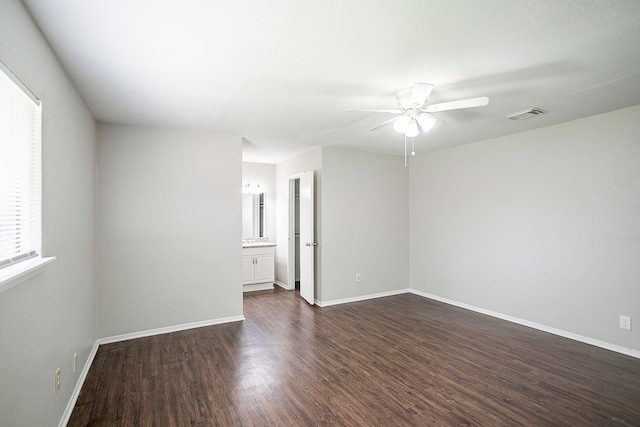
(288, 170), (315, 305)
(292, 178), (300, 291)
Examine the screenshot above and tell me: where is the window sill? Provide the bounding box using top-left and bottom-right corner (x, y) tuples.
(0, 257), (56, 295)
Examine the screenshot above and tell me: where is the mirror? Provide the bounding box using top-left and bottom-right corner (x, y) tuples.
(242, 193), (264, 239)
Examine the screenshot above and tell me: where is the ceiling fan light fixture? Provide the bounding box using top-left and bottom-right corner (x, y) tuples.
(404, 120), (419, 137)
(351, 83), (490, 153)
(416, 114), (436, 132)
(393, 115), (410, 133)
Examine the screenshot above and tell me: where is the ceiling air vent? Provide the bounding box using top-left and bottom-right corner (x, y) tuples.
(503, 108), (548, 121)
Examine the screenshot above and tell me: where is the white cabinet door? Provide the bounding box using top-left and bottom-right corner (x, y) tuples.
(242, 246), (275, 287)
(254, 254), (275, 283)
(242, 256), (255, 285)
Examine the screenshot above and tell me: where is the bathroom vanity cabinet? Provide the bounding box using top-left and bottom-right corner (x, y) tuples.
(242, 245), (275, 292)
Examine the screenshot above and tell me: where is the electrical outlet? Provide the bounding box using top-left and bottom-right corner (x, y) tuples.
(356, 274), (361, 282)
(54, 368), (61, 392)
(73, 353), (78, 374)
(620, 315), (632, 331)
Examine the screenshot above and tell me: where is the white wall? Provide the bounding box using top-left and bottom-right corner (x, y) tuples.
(0, 1), (97, 426)
(410, 105), (640, 352)
(275, 148), (322, 290)
(242, 162), (276, 241)
(97, 124), (243, 338)
(321, 147), (410, 303)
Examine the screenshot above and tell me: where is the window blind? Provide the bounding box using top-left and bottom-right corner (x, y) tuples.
(0, 62), (42, 269)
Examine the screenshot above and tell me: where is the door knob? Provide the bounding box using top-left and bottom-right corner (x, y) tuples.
(305, 242), (318, 246)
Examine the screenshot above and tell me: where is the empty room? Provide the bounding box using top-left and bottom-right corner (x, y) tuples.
(1, 1), (639, 426)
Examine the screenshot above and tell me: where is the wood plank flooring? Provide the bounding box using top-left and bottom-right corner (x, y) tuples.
(69, 288), (640, 426)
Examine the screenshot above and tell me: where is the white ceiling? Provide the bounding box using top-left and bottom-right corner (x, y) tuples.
(22, 0), (640, 163)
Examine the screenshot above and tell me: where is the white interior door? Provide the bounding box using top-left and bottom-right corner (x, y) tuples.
(299, 170), (315, 305)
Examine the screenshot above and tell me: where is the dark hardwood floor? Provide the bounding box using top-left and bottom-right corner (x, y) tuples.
(69, 288), (640, 426)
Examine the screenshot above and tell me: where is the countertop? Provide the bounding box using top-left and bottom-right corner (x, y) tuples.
(242, 241), (276, 248)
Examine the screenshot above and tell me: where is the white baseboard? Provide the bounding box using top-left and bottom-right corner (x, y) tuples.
(243, 282), (274, 292)
(97, 315), (245, 345)
(410, 289), (640, 360)
(58, 340), (100, 427)
(274, 280), (291, 290)
(316, 288), (410, 307)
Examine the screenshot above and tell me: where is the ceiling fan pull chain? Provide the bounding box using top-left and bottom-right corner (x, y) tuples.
(411, 137), (416, 156)
(404, 134), (408, 167)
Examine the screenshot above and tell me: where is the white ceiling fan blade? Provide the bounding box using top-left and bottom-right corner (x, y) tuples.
(347, 108), (403, 113)
(368, 116), (399, 131)
(424, 96), (489, 113)
(410, 83), (434, 106)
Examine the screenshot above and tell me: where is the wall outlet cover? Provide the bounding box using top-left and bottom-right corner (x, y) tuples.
(619, 315), (632, 331)
(55, 368), (61, 392)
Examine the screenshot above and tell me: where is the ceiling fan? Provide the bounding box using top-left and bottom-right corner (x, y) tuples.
(349, 83), (489, 137)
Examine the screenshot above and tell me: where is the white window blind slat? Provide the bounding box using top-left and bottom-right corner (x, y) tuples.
(0, 62), (42, 270)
